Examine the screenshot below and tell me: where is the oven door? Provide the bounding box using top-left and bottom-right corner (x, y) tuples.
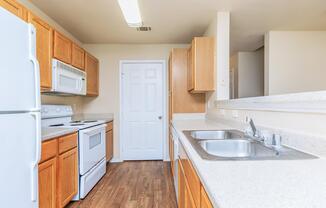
(79, 124), (106, 175)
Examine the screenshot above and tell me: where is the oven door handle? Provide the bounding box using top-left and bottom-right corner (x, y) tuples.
(80, 124), (107, 135)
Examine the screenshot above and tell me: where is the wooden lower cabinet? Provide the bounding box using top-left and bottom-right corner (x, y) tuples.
(169, 132), (174, 175)
(178, 142), (214, 208)
(57, 147), (78, 208)
(201, 186), (213, 208)
(185, 179), (197, 208)
(106, 129), (113, 162)
(39, 157), (57, 208)
(178, 160), (186, 208)
(105, 121), (113, 162)
(39, 133), (78, 208)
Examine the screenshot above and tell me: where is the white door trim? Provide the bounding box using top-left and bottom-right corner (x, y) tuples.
(119, 60), (168, 161)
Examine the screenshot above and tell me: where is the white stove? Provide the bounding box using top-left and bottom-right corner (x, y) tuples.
(41, 105), (106, 129)
(41, 105), (107, 200)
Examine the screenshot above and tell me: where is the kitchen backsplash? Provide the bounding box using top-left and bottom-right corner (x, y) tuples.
(41, 95), (84, 114)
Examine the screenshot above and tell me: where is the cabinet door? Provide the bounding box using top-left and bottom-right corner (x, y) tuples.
(53, 30), (72, 64)
(169, 132), (174, 175)
(71, 43), (85, 70)
(85, 52), (99, 96)
(187, 45), (194, 91)
(39, 157), (57, 208)
(185, 179), (197, 208)
(57, 148), (78, 208)
(0, 0), (27, 21)
(188, 37), (215, 93)
(201, 186), (213, 208)
(28, 12), (53, 90)
(178, 160), (186, 208)
(106, 130), (113, 162)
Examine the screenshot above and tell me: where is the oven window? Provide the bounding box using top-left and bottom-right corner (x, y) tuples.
(89, 133), (102, 149)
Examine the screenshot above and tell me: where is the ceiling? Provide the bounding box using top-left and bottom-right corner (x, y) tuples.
(30, 0), (326, 54)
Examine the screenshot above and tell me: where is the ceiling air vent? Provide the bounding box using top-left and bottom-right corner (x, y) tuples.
(136, 26), (151, 31)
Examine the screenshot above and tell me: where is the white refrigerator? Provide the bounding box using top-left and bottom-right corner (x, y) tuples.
(0, 7), (41, 208)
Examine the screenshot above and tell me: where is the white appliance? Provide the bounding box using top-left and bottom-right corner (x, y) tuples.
(0, 7), (41, 208)
(51, 59), (86, 95)
(41, 105), (107, 200)
(171, 126), (179, 199)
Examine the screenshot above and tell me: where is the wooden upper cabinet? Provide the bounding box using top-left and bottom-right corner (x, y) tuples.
(85, 52), (99, 96)
(72, 43), (85, 70)
(0, 0), (27, 21)
(28, 12), (53, 90)
(53, 30), (72, 64)
(171, 48), (205, 113)
(187, 37), (215, 93)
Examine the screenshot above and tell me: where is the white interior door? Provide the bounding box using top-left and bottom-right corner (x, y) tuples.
(121, 61), (164, 160)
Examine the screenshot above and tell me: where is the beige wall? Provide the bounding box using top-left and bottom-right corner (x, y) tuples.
(230, 48), (264, 99)
(81, 44), (188, 160)
(265, 31), (326, 95)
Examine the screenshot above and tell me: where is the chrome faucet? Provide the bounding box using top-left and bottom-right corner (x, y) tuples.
(248, 118), (282, 148)
(247, 119), (264, 142)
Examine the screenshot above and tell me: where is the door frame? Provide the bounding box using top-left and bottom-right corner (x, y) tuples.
(119, 60), (168, 161)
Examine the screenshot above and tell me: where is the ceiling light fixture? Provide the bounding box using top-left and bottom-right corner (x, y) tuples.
(118, 0), (143, 27)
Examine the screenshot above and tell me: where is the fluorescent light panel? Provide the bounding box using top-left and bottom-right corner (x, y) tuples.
(118, 0), (142, 27)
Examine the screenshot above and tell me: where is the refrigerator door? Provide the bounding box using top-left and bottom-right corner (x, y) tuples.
(0, 7), (41, 112)
(0, 112), (41, 208)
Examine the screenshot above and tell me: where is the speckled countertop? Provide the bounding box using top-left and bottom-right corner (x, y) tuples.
(42, 127), (78, 142)
(72, 113), (114, 123)
(172, 118), (326, 208)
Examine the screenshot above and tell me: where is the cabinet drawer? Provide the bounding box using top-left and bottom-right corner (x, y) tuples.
(59, 133), (77, 154)
(40, 139), (58, 163)
(106, 121), (113, 132)
(179, 142), (201, 208)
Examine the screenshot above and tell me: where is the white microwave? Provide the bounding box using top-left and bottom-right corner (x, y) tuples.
(51, 59), (86, 95)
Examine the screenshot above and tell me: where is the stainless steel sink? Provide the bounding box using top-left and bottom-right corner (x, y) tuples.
(183, 130), (318, 160)
(191, 130), (244, 140)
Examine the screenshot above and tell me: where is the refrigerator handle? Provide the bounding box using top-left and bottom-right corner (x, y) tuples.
(30, 112), (42, 201)
(28, 24), (41, 111)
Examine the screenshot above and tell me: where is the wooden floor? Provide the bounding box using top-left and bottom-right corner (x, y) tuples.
(67, 161), (177, 208)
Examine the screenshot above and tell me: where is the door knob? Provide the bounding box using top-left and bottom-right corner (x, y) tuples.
(158, 116), (162, 120)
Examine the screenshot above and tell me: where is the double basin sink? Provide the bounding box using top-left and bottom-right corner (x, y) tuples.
(183, 130), (317, 160)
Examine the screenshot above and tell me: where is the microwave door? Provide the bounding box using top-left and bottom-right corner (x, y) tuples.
(56, 70), (82, 94)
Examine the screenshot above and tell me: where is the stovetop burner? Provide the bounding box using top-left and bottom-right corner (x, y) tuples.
(49, 124), (64, 127)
